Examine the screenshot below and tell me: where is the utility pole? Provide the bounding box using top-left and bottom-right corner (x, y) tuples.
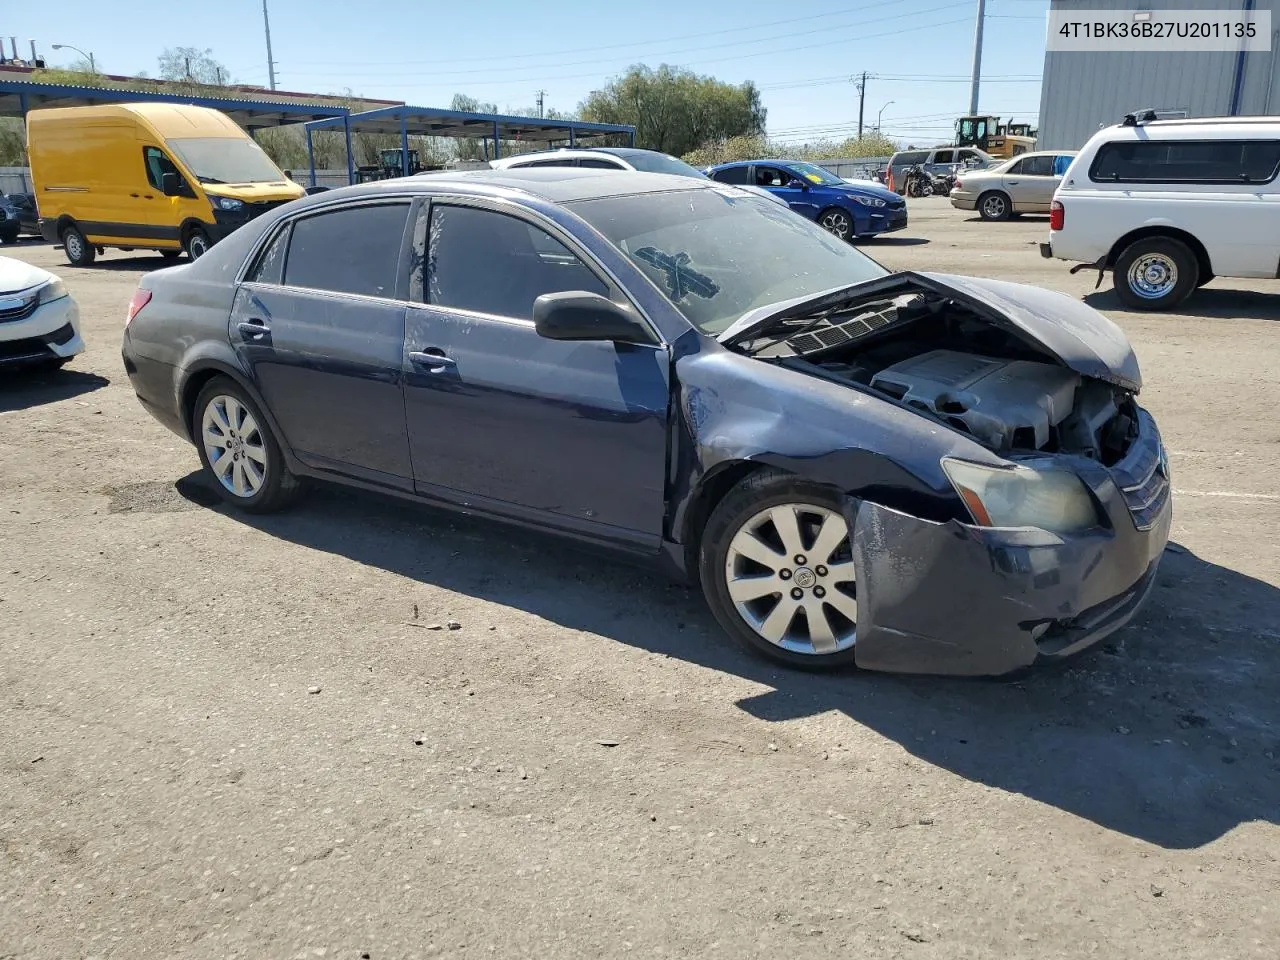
(263, 0), (278, 90)
(969, 0), (986, 114)
(536, 90), (546, 118)
(855, 72), (867, 139)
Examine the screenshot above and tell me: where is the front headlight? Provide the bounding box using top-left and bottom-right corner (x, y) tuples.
(942, 458), (1101, 533)
(35, 278), (69, 305)
(210, 196), (245, 211)
(850, 195), (887, 208)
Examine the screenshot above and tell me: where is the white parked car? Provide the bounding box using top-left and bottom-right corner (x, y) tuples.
(1042, 114), (1280, 310)
(491, 147), (790, 206)
(950, 150), (1077, 221)
(0, 256), (85, 370)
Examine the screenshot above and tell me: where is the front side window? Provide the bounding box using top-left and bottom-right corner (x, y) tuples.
(932, 150), (954, 164)
(284, 203), (411, 298)
(1089, 139), (1280, 184)
(617, 152), (706, 178)
(1054, 155), (1074, 175)
(578, 157), (626, 169)
(426, 205), (607, 319)
(755, 166), (788, 187)
(569, 189), (887, 335)
(143, 146), (182, 191)
(515, 158), (578, 168)
(711, 166), (749, 185)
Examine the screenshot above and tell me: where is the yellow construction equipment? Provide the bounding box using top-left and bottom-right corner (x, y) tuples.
(954, 116), (1037, 159)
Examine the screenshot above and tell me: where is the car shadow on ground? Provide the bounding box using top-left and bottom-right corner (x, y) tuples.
(0, 367), (109, 412)
(1085, 287), (1280, 321)
(80, 255), (185, 272)
(174, 473), (1280, 850)
(858, 236), (930, 247)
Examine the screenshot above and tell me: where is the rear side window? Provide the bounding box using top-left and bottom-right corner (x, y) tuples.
(284, 203), (411, 298)
(1016, 155), (1054, 176)
(710, 166), (748, 184)
(516, 158), (578, 167)
(426, 205), (607, 318)
(1090, 139), (1280, 184)
(894, 151), (929, 166)
(932, 149), (954, 164)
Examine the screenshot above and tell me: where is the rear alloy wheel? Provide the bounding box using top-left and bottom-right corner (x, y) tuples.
(193, 377), (300, 513)
(701, 470), (859, 669)
(978, 191), (1011, 221)
(818, 208), (853, 241)
(62, 224), (96, 266)
(185, 228), (211, 260)
(1113, 237), (1198, 311)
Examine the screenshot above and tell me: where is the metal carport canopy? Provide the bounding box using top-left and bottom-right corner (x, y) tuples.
(303, 104), (636, 184)
(0, 79), (350, 130)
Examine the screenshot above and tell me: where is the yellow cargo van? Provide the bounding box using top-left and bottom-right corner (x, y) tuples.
(28, 103), (305, 266)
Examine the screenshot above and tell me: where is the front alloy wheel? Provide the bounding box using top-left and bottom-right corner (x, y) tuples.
(818, 208), (852, 241)
(701, 470), (859, 669)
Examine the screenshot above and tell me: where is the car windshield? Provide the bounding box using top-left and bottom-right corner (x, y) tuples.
(166, 137), (289, 184)
(621, 152), (708, 178)
(785, 161), (844, 186)
(568, 188), (888, 335)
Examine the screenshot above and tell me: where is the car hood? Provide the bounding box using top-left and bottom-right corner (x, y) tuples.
(831, 181), (900, 203)
(0, 255), (55, 294)
(718, 270), (1142, 391)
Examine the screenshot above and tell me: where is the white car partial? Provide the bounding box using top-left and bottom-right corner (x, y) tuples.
(0, 256), (85, 370)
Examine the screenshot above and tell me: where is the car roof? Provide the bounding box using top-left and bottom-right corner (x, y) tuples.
(708, 159), (802, 169)
(319, 167), (709, 204)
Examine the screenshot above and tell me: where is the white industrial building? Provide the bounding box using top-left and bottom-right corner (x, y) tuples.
(1037, 0), (1280, 149)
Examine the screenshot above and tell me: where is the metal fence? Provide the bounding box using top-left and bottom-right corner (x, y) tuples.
(811, 156), (892, 181)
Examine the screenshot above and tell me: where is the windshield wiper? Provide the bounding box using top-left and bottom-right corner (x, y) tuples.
(196, 176), (226, 184)
(634, 247), (719, 301)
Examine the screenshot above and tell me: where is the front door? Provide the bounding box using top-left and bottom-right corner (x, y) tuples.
(752, 165), (816, 216)
(401, 202), (670, 551)
(230, 200), (416, 486)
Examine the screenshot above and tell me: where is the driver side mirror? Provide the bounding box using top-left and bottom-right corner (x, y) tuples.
(161, 172), (182, 197)
(786, 178), (808, 190)
(533, 291), (654, 344)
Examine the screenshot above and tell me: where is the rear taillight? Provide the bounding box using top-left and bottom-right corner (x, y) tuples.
(126, 288), (152, 327)
(953, 178), (963, 191)
(1050, 200), (1064, 231)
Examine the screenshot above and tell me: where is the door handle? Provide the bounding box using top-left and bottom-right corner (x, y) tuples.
(237, 320), (271, 342)
(1007, 180), (1019, 185)
(409, 349), (456, 371)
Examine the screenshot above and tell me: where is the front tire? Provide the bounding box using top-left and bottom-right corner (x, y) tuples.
(817, 207), (853, 242)
(160, 249), (182, 260)
(185, 228), (211, 261)
(1113, 237), (1198, 311)
(977, 191), (1011, 221)
(193, 377), (300, 513)
(700, 469), (859, 670)
(62, 224), (96, 266)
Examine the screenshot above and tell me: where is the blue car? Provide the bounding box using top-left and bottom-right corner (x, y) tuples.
(706, 159), (907, 241)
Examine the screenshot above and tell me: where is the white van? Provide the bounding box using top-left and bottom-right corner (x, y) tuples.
(1042, 115), (1280, 310)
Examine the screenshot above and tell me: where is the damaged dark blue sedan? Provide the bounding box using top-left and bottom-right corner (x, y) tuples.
(121, 169), (1171, 676)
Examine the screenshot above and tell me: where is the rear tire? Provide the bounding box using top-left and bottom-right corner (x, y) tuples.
(193, 377), (301, 513)
(62, 224), (96, 266)
(977, 191), (1011, 221)
(700, 469), (859, 671)
(1113, 237), (1198, 311)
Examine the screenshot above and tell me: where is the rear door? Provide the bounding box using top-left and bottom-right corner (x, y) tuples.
(1002, 154), (1056, 211)
(230, 200), (416, 487)
(401, 200), (671, 551)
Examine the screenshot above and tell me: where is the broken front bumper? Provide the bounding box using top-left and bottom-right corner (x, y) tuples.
(846, 411), (1172, 676)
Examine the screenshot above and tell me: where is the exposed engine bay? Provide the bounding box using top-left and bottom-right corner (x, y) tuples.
(746, 290), (1138, 463)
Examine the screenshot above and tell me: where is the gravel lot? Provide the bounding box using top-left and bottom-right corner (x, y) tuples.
(2, 201), (1277, 960)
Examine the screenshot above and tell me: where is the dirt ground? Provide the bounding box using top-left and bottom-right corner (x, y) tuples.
(1, 201), (1277, 960)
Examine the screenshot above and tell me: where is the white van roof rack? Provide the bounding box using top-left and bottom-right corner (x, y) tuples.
(1121, 108), (1189, 126)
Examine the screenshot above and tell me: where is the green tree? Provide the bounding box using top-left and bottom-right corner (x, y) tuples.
(579, 65), (765, 157)
(158, 47), (229, 86)
(450, 93), (500, 161)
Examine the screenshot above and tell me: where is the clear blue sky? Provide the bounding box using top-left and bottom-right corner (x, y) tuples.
(12, 0), (1051, 147)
